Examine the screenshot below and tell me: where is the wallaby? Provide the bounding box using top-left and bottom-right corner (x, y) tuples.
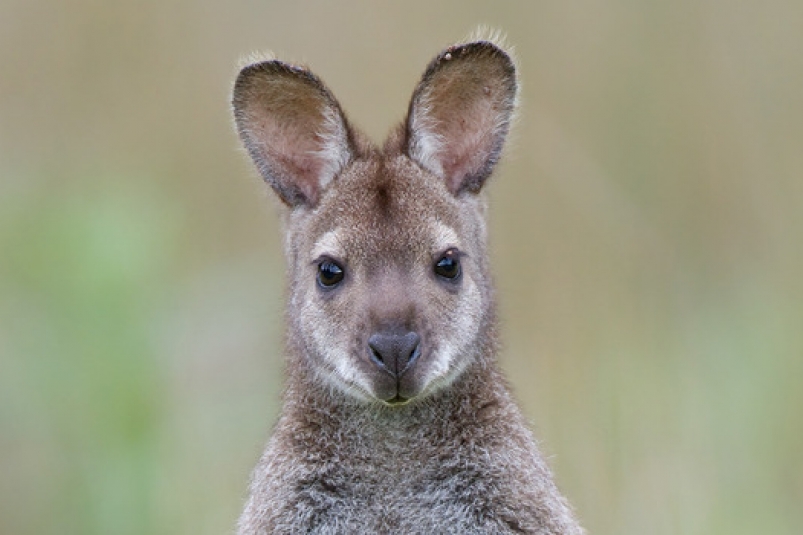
(231, 37), (583, 534)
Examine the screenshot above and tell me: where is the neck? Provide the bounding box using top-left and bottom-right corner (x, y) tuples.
(280, 349), (515, 444)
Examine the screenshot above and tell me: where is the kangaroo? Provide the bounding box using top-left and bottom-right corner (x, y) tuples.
(231, 37), (583, 534)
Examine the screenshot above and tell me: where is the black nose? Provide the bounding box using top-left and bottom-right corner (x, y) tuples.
(368, 331), (421, 378)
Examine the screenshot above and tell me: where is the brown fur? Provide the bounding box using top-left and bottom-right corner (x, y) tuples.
(232, 38), (583, 534)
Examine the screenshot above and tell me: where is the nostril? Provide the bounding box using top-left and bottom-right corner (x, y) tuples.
(404, 338), (422, 372)
(368, 342), (385, 365)
(401, 333), (421, 373)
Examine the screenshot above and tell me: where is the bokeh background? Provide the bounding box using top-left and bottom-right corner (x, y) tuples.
(2, 1), (802, 534)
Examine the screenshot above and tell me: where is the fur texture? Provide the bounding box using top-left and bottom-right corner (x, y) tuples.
(231, 37), (583, 534)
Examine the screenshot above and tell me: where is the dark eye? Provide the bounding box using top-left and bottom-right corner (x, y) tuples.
(317, 260), (344, 288)
(434, 251), (461, 280)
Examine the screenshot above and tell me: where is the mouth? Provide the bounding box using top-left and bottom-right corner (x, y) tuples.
(382, 393), (412, 406)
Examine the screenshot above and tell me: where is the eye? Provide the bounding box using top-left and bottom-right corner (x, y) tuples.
(317, 260), (344, 288)
(434, 250), (461, 280)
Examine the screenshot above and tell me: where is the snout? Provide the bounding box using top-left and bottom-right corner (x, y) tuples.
(368, 331), (420, 378)
(366, 330), (422, 403)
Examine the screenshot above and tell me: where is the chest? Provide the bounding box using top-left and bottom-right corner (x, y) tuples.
(280, 446), (517, 534)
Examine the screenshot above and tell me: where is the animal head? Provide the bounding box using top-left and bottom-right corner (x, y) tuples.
(232, 40), (517, 405)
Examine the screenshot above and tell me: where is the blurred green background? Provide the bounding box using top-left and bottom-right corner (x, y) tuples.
(1, 1), (802, 534)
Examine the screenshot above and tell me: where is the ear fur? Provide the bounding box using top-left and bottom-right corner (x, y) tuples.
(232, 61), (353, 207)
(405, 41), (518, 195)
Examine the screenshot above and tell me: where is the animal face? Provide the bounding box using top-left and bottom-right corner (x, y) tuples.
(232, 41), (517, 404)
(281, 156), (493, 403)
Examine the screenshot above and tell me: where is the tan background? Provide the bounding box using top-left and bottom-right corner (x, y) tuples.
(1, 1), (802, 534)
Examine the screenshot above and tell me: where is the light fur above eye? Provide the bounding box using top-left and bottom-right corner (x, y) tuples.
(310, 229), (344, 263)
(431, 221), (461, 255)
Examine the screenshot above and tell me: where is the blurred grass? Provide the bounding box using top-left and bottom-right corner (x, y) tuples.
(1, 181), (169, 534)
(1, 1), (802, 534)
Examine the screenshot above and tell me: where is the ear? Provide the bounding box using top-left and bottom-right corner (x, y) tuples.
(232, 61), (353, 207)
(405, 41), (518, 195)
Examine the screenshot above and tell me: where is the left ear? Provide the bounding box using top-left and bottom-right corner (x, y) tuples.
(232, 60), (353, 208)
(404, 41), (518, 195)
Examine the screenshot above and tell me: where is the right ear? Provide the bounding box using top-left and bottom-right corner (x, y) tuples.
(232, 61), (353, 207)
(404, 41), (518, 196)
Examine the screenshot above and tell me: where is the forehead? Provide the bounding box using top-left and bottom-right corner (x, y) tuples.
(309, 156), (462, 259)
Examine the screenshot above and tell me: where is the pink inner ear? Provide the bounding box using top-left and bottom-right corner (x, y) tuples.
(414, 87), (507, 195)
(405, 43), (516, 195)
(438, 100), (499, 192)
(242, 99), (349, 206)
(274, 152), (324, 205)
(233, 63), (352, 207)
